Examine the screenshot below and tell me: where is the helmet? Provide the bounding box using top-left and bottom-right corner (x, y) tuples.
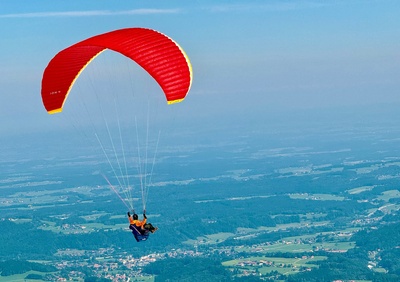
(133, 214), (138, 220)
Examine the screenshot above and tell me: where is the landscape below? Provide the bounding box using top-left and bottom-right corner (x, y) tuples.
(1, 116), (400, 282)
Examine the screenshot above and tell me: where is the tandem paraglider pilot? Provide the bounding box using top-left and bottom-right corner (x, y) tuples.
(127, 211), (158, 242)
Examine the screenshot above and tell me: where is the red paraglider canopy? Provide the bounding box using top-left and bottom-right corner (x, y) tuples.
(41, 27), (193, 114)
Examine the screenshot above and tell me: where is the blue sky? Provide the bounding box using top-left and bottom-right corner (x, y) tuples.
(1, 0), (400, 136)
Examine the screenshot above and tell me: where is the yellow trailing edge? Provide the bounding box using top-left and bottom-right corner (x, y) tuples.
(167, 98), (185, 105)
(48, 108), (63, 114)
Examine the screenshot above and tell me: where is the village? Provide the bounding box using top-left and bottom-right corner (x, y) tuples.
(35, 228), (358, 281)
(45, 247), (202, 281)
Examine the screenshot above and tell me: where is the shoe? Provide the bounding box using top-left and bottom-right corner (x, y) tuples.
(151, 227), (158, 233)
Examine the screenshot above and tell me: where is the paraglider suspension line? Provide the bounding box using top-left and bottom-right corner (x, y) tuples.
(102, 173), (131, 210)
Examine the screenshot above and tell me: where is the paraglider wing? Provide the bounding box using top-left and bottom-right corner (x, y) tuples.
(41, 28), (193, 114)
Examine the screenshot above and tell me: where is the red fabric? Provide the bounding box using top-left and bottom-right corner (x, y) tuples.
(41, 28), (192, 113)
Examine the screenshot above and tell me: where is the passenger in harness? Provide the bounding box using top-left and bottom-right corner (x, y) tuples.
(127, 211), (158, 242)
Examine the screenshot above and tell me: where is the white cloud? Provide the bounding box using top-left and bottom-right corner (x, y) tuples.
(0, 9), (181, 18)
(206, 1), (331, 13)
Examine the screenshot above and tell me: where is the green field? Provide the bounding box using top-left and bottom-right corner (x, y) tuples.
(0, 271), (52, 282)
(377, 190), (400, 202)
(236, 240), (354, 254)
(38, 220), (127, 234)
(347, 186), (375, 194)
(184, 232), (235, 245)
(289, 193), (345, 201)
(223, 255), (327, 276)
